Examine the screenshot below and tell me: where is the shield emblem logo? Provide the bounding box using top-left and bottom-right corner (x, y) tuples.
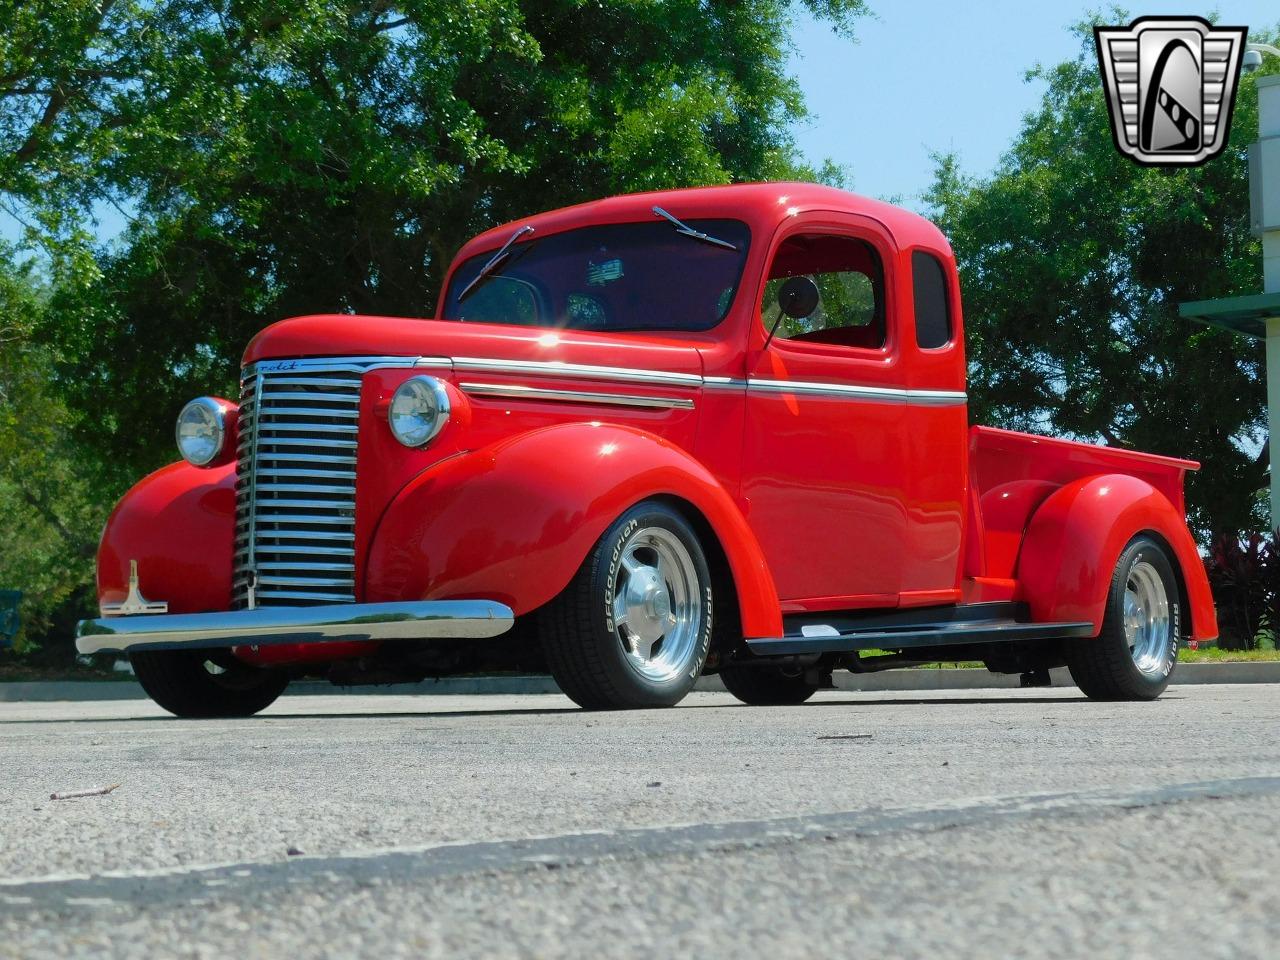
(1095, 16), (1247, 166)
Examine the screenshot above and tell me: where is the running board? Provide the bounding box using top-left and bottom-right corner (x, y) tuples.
(747, 609), (1095, 657)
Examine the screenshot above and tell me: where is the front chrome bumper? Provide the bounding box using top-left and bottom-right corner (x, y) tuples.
(75, 600), (515, 655)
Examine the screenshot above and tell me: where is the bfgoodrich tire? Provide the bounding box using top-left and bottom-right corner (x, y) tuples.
(130, 649), (289, 718)
(719, 664), (816, 706)
(1064, 535), (1180, 701)
(539, 501), (714, 710)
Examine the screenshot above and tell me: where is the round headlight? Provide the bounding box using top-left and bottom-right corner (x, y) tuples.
(388, 375), (451, 447)
(175, 397), (228, 467)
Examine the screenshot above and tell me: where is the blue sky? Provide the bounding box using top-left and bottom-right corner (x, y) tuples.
(6, 3), (1280, 245)
(789, 1), (1280, 209)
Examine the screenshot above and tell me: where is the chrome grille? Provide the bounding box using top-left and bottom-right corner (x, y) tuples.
(233, 356), (415, 609)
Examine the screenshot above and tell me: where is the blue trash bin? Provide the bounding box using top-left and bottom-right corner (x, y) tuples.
(0, 590), (21, 649)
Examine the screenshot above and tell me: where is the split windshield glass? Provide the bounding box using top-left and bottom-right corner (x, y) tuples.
(441, 219), (751, 333)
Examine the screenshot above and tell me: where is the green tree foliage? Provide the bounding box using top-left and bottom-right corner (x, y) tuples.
(927, 20), (1279, 538)
(0, 252), (105, 649)
(0, 1), (866, 651)
(3, 0), (866, 475)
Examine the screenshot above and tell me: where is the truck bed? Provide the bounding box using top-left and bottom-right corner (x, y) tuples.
(967, 426), (1199, 581)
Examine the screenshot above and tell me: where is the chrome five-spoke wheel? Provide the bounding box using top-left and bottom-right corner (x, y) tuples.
(612, 526), (703, 683)
(1124, 559), (1173, 679)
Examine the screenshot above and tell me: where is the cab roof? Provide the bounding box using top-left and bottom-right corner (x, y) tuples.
(452, 181), (951, 267)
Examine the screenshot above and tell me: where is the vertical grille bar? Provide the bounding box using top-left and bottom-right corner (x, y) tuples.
(232, 370), (260, 609)
(232, 357), (414, 610)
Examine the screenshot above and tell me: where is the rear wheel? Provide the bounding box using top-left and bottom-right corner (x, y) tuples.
(539, 501), (713, 710)
(130, 649), (289, 718)
(719, 664), (816, 706)
(1065, 536), (1180, 701)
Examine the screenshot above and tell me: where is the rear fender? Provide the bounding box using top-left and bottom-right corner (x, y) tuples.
(364, 423), (783, 638)
(1016, 474), (1216, 640)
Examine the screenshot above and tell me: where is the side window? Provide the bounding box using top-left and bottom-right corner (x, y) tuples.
(762, 234), (885, 348)
(912, 251), (952, 349)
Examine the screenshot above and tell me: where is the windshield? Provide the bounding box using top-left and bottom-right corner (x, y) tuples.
(441, 219), (750, 333)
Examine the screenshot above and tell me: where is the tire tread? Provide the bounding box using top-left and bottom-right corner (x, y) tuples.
(540, 532), (630, 709)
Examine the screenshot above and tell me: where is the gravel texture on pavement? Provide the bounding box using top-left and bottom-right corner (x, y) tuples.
(1, 685), (1277, 958)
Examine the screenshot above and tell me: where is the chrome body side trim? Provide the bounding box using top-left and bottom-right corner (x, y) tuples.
(75, 600), (515, 655)
(451, 356), (703, 387)
(460, 382), (695, 410)
(700, 376), (749, 390)
(744, 377), (966, 405)
(450, 358), (965, 404)
(241, 354), (965, 404)
(745, 378), (909, 401)
(903, 389), (970, 407)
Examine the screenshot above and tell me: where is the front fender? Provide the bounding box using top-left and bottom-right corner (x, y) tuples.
(1017, 473), (1216, 640)
(97, 461), (236, 614)
(364, 423), (783, 638)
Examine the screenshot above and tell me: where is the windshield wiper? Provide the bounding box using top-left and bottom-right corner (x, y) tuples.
(457, 224), (535, 302)
(652, 206), (738, 251)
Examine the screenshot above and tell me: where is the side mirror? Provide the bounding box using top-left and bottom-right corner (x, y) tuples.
(761, 275), (821, 352)
(777, 275), (820, 319)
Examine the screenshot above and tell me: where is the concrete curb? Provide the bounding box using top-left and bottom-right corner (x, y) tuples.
(0, 676), (565, 702)
(3, 660), (1280, 702)
(0, 681), (151, 702)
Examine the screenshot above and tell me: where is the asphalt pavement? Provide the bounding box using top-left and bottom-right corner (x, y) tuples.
(1, 685), (1277, 958)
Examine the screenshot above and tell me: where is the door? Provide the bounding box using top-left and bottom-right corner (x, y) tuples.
(741, 213), (909, 609)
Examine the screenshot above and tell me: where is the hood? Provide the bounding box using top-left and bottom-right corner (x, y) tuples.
(243, 315), (706, 381)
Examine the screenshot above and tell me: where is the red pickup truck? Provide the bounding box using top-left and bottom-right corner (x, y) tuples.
(77, 183), (1217, 716)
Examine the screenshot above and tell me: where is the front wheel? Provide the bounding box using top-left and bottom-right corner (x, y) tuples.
(1064, 535), (1180, 701)
(539, 501), (714, 710)
(130, 649), (289, 718)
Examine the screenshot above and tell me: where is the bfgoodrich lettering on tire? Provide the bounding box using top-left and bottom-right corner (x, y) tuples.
(1064, 535), (1181, 701)
(539, 501), (714, 710)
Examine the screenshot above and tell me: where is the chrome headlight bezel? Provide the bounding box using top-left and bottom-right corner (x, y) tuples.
(388, 375), (451, 448)
(175, 397), (229, 467)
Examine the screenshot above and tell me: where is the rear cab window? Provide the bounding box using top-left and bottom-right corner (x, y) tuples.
(911, 250), (953, 349)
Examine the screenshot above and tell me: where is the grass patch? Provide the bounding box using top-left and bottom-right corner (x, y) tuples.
(1180, 647), (1280, 663)
(855, 650), (984, 669)
(904, 661), (985, 669)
